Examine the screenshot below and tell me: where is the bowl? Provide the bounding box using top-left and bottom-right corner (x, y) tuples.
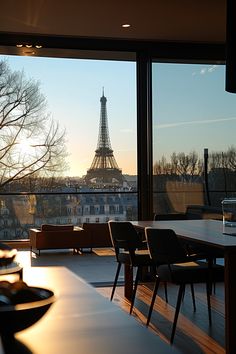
(0, 245), (17, 267)
(0, 286), (55, 335)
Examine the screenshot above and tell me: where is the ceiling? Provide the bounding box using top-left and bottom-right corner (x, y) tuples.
(0, 0), (226, 59)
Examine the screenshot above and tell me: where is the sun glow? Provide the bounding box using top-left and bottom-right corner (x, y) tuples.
(17, 138), (34, 155)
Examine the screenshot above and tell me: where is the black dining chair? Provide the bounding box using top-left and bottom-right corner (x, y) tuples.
(108, 221), (168, 314)
(153, 213), (224, 294)
(145, 227), (224, 344)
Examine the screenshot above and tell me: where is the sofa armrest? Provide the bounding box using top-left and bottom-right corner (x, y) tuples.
(29, 228), (41, 234)
(29, 228), (42, 248)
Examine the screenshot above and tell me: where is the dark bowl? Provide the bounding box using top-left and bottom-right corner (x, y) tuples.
(0, 287), (55, 335)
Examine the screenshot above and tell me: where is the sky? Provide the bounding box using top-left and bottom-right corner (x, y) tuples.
(0, 54), (137, 177)
(1, 55), (236, 176)
(152, 63), (236, 163)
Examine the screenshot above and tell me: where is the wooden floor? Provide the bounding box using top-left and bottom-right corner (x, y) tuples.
(96, 281), (225, 354)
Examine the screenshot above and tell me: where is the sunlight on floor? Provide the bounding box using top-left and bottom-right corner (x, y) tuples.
(15, 250), (32, 269)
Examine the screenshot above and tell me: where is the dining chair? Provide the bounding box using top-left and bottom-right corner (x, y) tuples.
(108, 221), (168, 314)
(153, 213), (224, 294)
(145, 227), (224, 344)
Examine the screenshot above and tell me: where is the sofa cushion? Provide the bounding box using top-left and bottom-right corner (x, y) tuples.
(41, 224), (74, 232)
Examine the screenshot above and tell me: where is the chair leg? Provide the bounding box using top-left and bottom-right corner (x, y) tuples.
(146, 277), (160, 326)
(130, 266), (141, 314)
(190, 283), (196, 312)
(207, 256), (218, 295)
(207, 257), (213, 295)
(164, 282), (168, 303)
(153, 266), (168, 302)
(212, 257), (216, 294)
(181, 284), (185, 302)
(206, 281), (212, 325)
(170, 284), (185, 344)
(110, 262), (121, 301)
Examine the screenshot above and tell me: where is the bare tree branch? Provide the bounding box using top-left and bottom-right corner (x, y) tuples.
(0, 59), (68, 189)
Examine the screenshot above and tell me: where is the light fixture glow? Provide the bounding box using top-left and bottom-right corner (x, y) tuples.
(24, 51), (35, 56)
(122, 24), (131, 28)
(15, 43), (43, 50)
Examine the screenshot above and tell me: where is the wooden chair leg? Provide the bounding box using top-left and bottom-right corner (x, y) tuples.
(152, 266), (168, 302)
(130, 266), (141, 314)
(181, 284), (186, 302)
(146, 277), (160, 326)
(164, 282), (168, 303)
(190, 283), (196, 311)
(110, 262), (121, 301)
(170, 284), (185, 344)
(206, 281), (212, 325)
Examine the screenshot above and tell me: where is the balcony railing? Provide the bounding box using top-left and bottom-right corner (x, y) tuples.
(0, 191), (138, 241)
(1, 187), (233, 241)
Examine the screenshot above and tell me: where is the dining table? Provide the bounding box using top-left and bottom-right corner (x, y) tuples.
(0, 266), (182, 354)
(131, 219), (236, 354)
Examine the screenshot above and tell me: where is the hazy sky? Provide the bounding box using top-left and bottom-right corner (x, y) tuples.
(1, 55), (137, 177)
(1, 55), (236, 176)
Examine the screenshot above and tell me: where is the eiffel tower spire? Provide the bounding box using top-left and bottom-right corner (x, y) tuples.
(85, 90), (124, 186)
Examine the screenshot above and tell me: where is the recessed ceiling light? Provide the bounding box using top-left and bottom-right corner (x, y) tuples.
(122, 24), (131, 28)
(25, 44), (33, 48)
(35, 45), (42, 49)
(16, 44), (23, 48)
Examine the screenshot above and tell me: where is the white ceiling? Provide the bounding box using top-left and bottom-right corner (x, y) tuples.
(0, 0), (226, 43)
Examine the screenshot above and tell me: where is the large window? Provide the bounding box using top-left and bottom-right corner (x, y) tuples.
(152, 63), (236, 215)
(0, 55), (137, 239)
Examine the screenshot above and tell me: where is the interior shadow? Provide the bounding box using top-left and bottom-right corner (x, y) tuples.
(1, 335), (33, 354)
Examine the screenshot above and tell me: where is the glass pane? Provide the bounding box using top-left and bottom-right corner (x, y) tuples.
(0, 55), (137, 240)
(152, 63), (236, 218)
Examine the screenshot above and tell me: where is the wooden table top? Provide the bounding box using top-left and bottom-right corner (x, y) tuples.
(132, 219), (236, 250)
(0, 267), (182, 354)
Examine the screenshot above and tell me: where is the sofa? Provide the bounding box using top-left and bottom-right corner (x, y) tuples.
(29, 223), (112, 255)
(81, 223), (112, 252)
(29, 224), (84, 256)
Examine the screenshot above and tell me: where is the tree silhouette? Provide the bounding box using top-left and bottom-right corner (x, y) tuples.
(154, 151), (203, 182)
(209, 146), (236, 170)
(0, 60), (67, 189)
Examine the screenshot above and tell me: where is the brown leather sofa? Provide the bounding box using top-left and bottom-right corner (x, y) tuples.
(29, 223), (112, 256)
(81, 223), (112, 251)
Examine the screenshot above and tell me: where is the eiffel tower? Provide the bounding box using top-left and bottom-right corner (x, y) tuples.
(85, 90), (124, 186)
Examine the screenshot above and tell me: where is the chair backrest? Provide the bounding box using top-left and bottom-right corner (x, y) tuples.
(108, 221), (142, 261)
(145, 228), (187, 264)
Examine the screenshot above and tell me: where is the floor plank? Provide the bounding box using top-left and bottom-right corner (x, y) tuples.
(96, 282), (225, 354)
